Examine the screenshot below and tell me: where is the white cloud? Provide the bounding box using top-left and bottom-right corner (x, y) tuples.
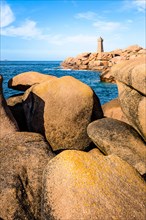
(93, 21), (121, 31)
(123, 0), (146, 12)
(1, 20), (42, 39)
(75, 11), (97, 20)
(0, 1), (45, 39)
(0, 0), (15, 27)
(133, 0), (146, 11)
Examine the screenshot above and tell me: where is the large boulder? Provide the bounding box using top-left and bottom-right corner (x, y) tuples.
(0, 75), (19, 139)
(110, 57), (146, 95)
(8, 71), (57, 91)
(87, 118), (146, 175)
(117, 81), (146, 141)
(23, 76), (103, 151)
(42, 150), (146, 220)
(110, 57), (146, 141)
(0, 132), (54, 220)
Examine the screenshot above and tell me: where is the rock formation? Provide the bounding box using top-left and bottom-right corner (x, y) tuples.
(61, 45), (146, 83)
(0, 54), (146, 219)
(23, 76), (103, 151)
(110, 57), (146, 141)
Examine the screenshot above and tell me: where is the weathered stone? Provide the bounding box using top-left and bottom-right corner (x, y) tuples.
(101, 60), (109, 67)
(100, 69), (116, 83)
(79, 64), (88, 70)
(82, 59), (89, 65)
(110, 56), (127, 64)
(88, 53), (97, 61)
(0, 75), (19, 139)
(0, 132), (54, 220)
(76, 52), (91, 59)
(76, 59), (82, 66)
(87, 118), (146, 175)
(7, 93), (24, 106)
(102, 98), (129, 123)
(42, 150), (146, 220)
(123, 45), (142, 52)
(129, 54), (138, 59)
(23, 76), (103, 151)
(111, 56), (146, 95)
(116, 81), (146, 141)
(138, 49), (146, 54)
(8, 71), (57, 91)
(111, 49), (122, 55)
(7, 94), (27, 131)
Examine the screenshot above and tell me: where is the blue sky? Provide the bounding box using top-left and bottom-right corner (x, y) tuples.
(0, 0), (146, 60)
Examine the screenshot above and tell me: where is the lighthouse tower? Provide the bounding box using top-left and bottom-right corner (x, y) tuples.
(98, 37), (104, 53)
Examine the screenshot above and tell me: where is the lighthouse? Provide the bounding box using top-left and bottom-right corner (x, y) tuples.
(98, 37), (104, 53)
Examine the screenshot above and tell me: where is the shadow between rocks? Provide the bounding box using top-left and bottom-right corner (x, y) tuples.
(23, 92), (45, 136)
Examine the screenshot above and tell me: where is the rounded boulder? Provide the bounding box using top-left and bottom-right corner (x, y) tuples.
(8, 71), (57, 91)
(42, 150), (146, 220)
(23, 76), (103, 151)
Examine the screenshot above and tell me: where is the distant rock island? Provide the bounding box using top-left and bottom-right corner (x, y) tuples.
(61, 38), (146, 83)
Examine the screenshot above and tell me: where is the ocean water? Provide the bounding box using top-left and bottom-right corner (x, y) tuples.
(0, 61), (118, 105)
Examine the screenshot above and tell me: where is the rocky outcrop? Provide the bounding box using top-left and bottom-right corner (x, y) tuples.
(110, 56), (146, 95)
(1, 55), (146, 220)
(117, 81), (146, 142)
(87, 118), (146, 175)
(23, 76), (103, 151)
(0, 132), (54, 220)
(8, 71), (57, 91)
(61, 45), (146, 83)
(42, 150), (146, 220)
(0, 75), (19, 138)
(110, 57), (146, 141)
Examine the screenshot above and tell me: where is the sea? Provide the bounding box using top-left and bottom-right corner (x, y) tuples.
(0, 61), (118, 105)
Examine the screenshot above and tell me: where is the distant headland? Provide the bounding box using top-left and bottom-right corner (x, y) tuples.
(61, 37), (146, 83)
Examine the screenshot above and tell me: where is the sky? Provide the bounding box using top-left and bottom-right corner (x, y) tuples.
(0, 0), (146, 60)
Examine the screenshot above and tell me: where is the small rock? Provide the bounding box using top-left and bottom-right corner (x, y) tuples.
(102, 98), (129, 123)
